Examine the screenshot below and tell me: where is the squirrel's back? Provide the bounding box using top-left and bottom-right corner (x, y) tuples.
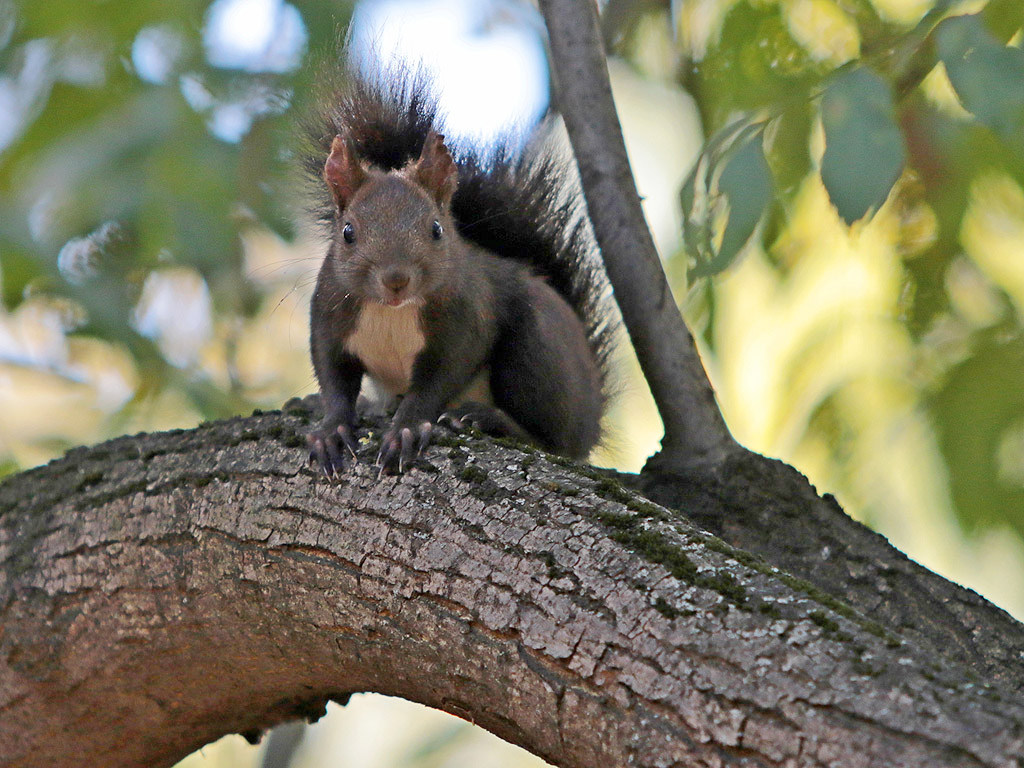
(299, 69), (615, 389)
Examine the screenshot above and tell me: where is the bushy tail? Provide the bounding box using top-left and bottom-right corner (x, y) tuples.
(299, 67), (617, 387)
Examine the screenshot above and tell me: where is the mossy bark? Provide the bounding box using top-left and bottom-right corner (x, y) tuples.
(1, 398), (1023, 768)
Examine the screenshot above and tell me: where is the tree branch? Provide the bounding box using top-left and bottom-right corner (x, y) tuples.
(635, 452), (1024, 698)
(538, 0), (738, 469)
(2, 404), (1024, 767)
(537, 0), (1024, 696)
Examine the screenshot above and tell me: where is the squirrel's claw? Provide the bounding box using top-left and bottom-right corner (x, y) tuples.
(377, 421), (433, 474)
(337, 424), (359, 459)
(439, 402), (495, 434)
(438, 402), (530, 443)
(307, 433), (337, 478)
(307, 423), (358, 479)
(437, 412), (465, 432)
(416, 421), (433, 454)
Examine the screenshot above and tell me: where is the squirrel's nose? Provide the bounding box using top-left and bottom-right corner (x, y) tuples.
(381, 270), (410, 293)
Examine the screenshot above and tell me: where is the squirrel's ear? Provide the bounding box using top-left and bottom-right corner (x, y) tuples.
(412, 130), (458, 207)
(324, 135), (367, 210)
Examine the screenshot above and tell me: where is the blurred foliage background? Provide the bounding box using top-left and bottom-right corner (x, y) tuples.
(2, 0), (1024, 765)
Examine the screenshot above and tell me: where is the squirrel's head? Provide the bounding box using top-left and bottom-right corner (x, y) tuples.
(323, 130), (459, 307)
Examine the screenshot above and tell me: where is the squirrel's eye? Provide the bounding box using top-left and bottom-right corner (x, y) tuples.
(343, 222), (355, 244)
(431, 220), (443, 240)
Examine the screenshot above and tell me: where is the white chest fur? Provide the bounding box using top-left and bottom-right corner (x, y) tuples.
(344, 302), (425, 395)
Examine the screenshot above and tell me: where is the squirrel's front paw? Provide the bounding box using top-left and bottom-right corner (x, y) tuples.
(377, 421), (433, 474)
(307, 422), (359, 478)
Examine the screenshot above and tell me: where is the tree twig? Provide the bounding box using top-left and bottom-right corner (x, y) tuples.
(537, 0), (739, 470)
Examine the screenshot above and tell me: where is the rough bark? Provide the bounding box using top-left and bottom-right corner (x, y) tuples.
(637, 455), (1024, 700)
(538, 0), (1024, 702)
(2, 399), (1024, 768)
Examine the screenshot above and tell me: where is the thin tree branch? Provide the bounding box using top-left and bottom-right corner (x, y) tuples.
(538, 0), (739, 469)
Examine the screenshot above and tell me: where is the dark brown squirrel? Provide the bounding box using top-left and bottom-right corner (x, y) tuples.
(303, 76), (614, 474)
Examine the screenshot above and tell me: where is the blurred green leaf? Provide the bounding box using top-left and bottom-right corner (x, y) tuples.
(763, 103), (812, 197)
(0, 241), (38, 307)
(931, 330), (1024, 536)
(0, 0), (349, 415)
(821, 67), (905, 224)
(980, 0), (1024, 43)
(695, 1), (827, 132)
(16, 87), (179, 238)
(898, 101), (1021, 338)
(669, 0), (1024, 572)
(681, 119), (754, 262)
(703, 134), (772, 277)
(683, 120), (773, 278)
(936, 13), (1024, 156)
(16, 0), (194, 39)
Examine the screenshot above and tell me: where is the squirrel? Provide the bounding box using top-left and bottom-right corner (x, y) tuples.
(302, 74), (614, 474)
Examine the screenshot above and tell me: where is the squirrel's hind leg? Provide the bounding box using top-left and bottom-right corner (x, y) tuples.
(490, 278), (604, 460)
(440, 401), (533, 444)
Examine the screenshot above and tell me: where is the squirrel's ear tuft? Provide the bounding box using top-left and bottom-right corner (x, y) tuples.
(324, 135), (367, 210)
(412, 130), (458, 207)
